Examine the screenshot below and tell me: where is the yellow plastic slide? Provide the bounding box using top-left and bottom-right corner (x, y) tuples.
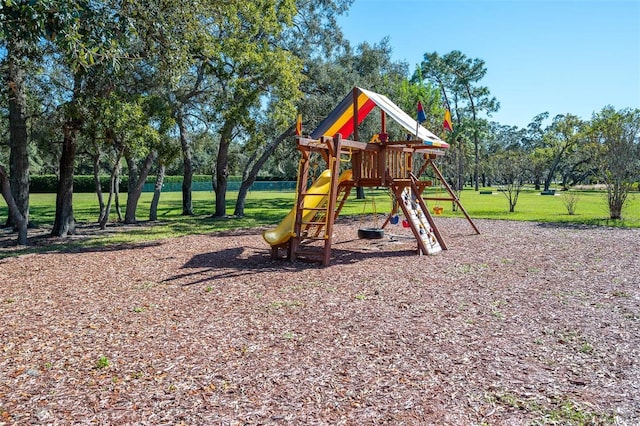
(263, 169), (352, 246)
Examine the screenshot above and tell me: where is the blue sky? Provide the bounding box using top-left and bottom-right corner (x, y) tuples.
(336, 0), (640, 129)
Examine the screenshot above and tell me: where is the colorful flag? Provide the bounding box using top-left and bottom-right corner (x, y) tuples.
(443, 109), (453, 132)
(416, 101), (427, 123)
(295, 113), (302, 136)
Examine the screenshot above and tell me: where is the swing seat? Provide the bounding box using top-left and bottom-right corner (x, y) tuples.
(358, 227), (384, 239)
(390, 214), (399, 225)
(433, 206), (444, 215)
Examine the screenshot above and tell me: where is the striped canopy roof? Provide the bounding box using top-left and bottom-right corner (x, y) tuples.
(310, 87), (449, 149)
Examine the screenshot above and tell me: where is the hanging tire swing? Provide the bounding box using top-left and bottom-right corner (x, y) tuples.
(358, 227), (384, 239)
(357, 188), (384, 239)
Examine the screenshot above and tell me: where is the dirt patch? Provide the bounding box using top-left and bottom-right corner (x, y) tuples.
(1, 218), (638, 425)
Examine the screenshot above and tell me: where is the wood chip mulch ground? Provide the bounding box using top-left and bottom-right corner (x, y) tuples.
(1, 218), (639, 425)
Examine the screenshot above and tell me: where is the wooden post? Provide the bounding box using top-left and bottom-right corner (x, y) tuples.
(322, 134), (342, 266)
(352, 87), (359, 142)
(352, 87), (364, 197)
(427, 159), (480, 235)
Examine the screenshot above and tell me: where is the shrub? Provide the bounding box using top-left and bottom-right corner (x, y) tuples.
(561, 191), (581, 215)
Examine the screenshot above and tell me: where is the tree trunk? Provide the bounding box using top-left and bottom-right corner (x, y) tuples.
(91, 151), (106, 223)
(149, 164), (165, 221)
(608, 180), (627, 220)
(124, 151), (157, 223)
(100, 174), (115, 230)
(544, 150), (565, 192)
(473, 134), (479, 191)
(233, 124), (295, 216)
(177, 115), (194, 216)
(51, 124), (78, 237)
(114, 172), (123, 222)
(6, 49), (30, 228)
(99, 147), (124, 229)
(124, 153), (138, 223)
(456, 137), (464, 191)
(0, 165), (27, 245)
(215, 121), (234, 217)
(463, 82), (480, 192)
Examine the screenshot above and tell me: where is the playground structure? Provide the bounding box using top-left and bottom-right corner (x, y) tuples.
(263, 87), (479, 266)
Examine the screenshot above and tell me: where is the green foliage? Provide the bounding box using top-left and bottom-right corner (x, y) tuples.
(586, 107), (640, 219)
(2, 0), (637, 239)
(29, 175), (125, 193)
(29, 175), (59, 193)
(560, 191), (581, 215)
(492, 149), (530, 212)
(95, 356), (110, 369)
(1, 188), (639, 259)
(26, 174), (286, 193)
(395, 79), (444, 138)
(414, 50), (499, 191)
(486, 391), (615, 425)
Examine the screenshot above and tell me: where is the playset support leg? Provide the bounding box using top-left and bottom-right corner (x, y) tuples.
(426, 159), (480, 235)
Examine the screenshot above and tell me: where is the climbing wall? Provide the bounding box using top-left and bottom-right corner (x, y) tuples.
(400, 187), (442, 255)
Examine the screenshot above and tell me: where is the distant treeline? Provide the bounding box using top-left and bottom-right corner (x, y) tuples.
(30, 175), (295, 193)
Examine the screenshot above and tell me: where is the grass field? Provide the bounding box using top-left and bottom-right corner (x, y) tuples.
(1, 186), (639, 249)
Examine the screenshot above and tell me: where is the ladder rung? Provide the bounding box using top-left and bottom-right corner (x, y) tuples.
(300, 236), (328, 241)
(303, 207), (327, 211)
(424, 197), (454, 202)
(302, 221), (327, 226)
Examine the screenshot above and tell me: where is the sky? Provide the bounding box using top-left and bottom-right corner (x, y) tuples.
(336, 0), (640, 129)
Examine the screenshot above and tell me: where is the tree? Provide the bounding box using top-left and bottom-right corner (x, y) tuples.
(493, 148), (529, 213)
(558, 139), (598, 188)
(485, 122), (526, 186)
(48, 2), (126, 236)
(541, 114), (583, 191)
(115, 1), (218, 217)
(133, 0), (304, 218)
(0, 164), (26, 244)
(1, 1), (128, 237)
(210, 3), (303, 217)
(52, 72), (83, 236)
(230, 0), (355, 215)
(395, 78), (444, 138)
(0, 0), (52, 231)
(414, 51), (499, 191)
(234, 122), (296, 216)
(99, 94), (171, 224)
(521, 112), (549, 190)
(3, 47), (30, 228)
(588, 107), (640, 220)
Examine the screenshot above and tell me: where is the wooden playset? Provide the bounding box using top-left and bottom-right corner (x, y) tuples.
(262, 87), (479, 266)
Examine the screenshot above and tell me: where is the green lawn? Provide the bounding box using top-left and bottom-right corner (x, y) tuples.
(1, 187), (639, 252)
(437, 188), (640, 227)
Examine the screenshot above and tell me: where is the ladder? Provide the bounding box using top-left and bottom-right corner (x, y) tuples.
(389, 176), (447, 255)
(290, 136), (349, 266)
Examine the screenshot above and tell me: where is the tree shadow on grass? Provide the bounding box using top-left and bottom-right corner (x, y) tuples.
(0, 222), (165, 258)
(535, 219), (632, 230)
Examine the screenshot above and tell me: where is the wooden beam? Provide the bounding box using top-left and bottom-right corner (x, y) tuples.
(426, 160), (480, 235)
(352, 87), (359, 142)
